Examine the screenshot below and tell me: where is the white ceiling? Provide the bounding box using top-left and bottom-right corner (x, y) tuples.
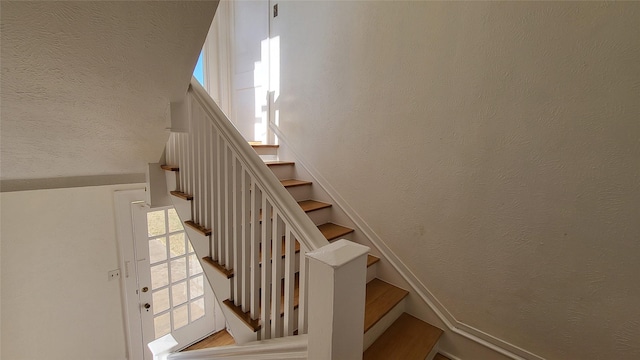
(0, 1), (218, 184)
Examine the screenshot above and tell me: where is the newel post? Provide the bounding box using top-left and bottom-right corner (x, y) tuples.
(306, 239), (370, 360)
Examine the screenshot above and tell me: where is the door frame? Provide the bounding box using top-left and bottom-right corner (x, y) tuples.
(115, 189), (226, 359)
(114, 189), (147, 360)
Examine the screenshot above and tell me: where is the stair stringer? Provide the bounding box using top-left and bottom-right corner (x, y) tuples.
(270, 125), (543, 360)
(169, 194), (259, 345)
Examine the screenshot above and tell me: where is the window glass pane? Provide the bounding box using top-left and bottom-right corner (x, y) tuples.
(171, 257), (187, 282)
(193, 52), (204, 86)
(189, 254), (203, 276)
(173, 304), (189, 330)
(190, 275), (204, 299)
(169, 233), (186, 258)
(151, 263), (169, 289)
(154, 312), (171, 338)
(191, 298), (205, 322)
(147, 210), (166, 237)
(149, 237), (167, 264)
(168, 208), (183, 232)
(152, 288), (169, 314)
(172, 281), (188, 306)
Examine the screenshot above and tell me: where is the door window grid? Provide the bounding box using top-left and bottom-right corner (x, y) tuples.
(147, 208), (206, 339)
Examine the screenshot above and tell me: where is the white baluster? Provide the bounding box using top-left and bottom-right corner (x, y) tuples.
(224, 144), (233, 270)
(283, 228), (296, 336)
(241, 168), (251, 312)
(209, 124), (217, 259)
(271, 211), (284, 338)
(216, 135), (224, 264)
(297, 245), (309, 335)
(250, 183), (261, 320)
(260, 197), (272, 340)
(233, 155), (242, 307)
(180, 133), (186, 194)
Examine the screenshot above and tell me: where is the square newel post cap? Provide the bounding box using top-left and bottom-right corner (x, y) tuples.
(306, 239), (370, 268)
(148, 333), (179, 360)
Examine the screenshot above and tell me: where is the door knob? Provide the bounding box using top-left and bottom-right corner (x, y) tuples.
(142, 287), (149, 293)
(144, 303), (151, 309)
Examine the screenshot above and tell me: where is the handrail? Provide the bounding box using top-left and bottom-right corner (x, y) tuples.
(166, 334), (308, 360)
(188, 78), (329, 252)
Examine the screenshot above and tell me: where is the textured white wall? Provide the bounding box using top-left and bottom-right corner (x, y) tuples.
(0, 1), (217, 182)
(1, 184), (143, 360)
(272, 2), (640, 359)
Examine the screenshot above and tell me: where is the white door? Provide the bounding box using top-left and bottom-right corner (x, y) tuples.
(132, 204), (218, 359)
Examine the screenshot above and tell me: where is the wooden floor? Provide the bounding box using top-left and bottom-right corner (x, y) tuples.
(181, 329), (235, 351)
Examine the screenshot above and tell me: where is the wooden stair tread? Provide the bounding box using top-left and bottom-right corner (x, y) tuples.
(265, 161), (295, 166)
(367, 254), (380, 267)
(364, 279), (409, 332)
(184, 221), (212, 236)
(298, 200), (332, 212)
(363, 313), (443, 360)
(223, 299), (261, 332)
(280, 179), (312, 187)
(161, 164), (179, 171)
(169, 191), (193, 201)
(225, 273), (299, 331)
(317, 222), (354, 241)
(434, 354), (451, 360)
(251, 144), (279, 149)
(203, 256), (233, 278)
(259, 200), (331, 222)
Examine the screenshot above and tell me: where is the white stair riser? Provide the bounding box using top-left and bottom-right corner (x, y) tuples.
(304, 207), (332, 226)
(253, 147), (279, 157)
(164, 171), (178, 192)
(366, 261), (377, 284)
(268, 164), (295, 180)
(284, 185), (312, 202)
(363, 297), (406, 351)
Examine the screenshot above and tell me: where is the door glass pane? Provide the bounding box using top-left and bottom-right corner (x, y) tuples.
(173, 304), (189, 330)
(147, 210), (166, 237)
(190, 275), (204, 299)
(153, 288), (170, 314)
(144, 207), (212, 343)
(170, 257), (187, 282)
(169, 233), (186, 258)
(151, 263), (169, 289)
(188, 254), (203, 276)
(191, 298), (205, 321)
(172, 281), (188, 306)
(154, 312), (171, 338)
(168, 208), (183, 232)
(149, 237), (167, 264)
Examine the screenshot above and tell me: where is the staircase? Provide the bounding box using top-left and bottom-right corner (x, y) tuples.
(158, 79), (450, 359)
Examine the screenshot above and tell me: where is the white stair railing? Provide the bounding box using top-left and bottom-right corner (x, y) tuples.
(165, 78), (330, 340)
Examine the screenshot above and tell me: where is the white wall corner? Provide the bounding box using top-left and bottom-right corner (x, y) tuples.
(169, 97), (191, 133)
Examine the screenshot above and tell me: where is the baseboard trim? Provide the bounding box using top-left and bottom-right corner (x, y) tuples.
(270, 124), (544, 360)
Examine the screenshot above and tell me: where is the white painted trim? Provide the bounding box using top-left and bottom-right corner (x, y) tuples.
(114, 189), (147, 360)
(166, 334), (308, 360)
(1, 173), (146, 192)
(269, 124), (545, 360)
